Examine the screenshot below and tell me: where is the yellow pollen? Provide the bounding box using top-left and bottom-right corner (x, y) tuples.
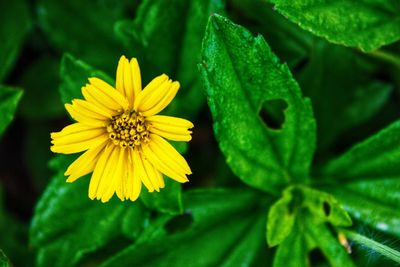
(107, 112), (150, 148)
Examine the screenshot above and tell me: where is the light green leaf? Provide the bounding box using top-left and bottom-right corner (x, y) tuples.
(0, 249), (11, 267)
(267, 185), (351, 246)
(297, 41), (392, 152)
(30, 156), (148, 267)
(115, 0), (225, 118)
(270, 0), (400, 52)
(140, 179), (183, 215)
(101, 189), (268, 267)
(0, 0), (31, 82)
(59, 53), (113, 104)
(37, 0), (134, 73)
(0, 86), (23, 137)
(200, 15), (316, 193)
(323, 120), (400, 237)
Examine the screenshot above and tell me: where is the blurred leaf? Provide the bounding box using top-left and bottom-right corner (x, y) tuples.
(200, 15), (316, 193)
(101, 189), (270, 267)
(37, 0), (134, 73)
(297, 41), (392, 152)
(0, 0), (31, 82)
(270, 0), (400, 52)
(115, 0), (225, 118)
(267, 185), (351, 246)
(19, 56), (64, 120)
(59, 53), (113, 104)
(323, 120), (400, 237)
(141, 179), (183, 215)
(0, 249), (11, 267)
(229, 0), (313, 68)
(0, 86), (23, 137)
(30, 156), (148, 267)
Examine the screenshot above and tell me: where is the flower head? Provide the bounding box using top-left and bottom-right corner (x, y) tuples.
(51, 56), (193, 202)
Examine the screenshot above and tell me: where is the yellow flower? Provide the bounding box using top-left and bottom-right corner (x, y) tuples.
(50, 56), (193, 203)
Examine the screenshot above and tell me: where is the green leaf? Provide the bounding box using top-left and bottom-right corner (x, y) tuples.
(0, 249), (11, 267)
(140, 179), (183, 215)
(59, 53), (113, 104)
(270, 0), (400, 52)
(267, 185), (351, 246)
(200, 15), (316, 193)
(0, 0), (31, 82)
(322, 120), (400, 237)
(37, 0), (134, 73)
(101, 189), (269, 267)
(0, 86), (23, 137)
(19, 56), (64, 120)
(115, 0), (225, 118)
(30, 156), (148, 267)
(296, 40), (392, 152)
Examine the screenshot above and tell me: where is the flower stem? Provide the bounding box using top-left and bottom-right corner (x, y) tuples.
(341, 229), (400, 263)
(369, 49), (400, 67)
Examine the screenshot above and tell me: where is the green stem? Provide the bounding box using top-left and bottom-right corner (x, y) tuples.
(341, 229), (400, 263)
(369, 50), (400, 67)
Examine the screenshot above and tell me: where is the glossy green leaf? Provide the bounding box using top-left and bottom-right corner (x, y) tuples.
(101, 189), (268, 267)
(30, 156), (148, 267)
(140, 179), (183, 215)
(0, 86), (23, 137)
(0, 0), (31, 82)
(270, 0), (400, 52)
(267, 185), (351, 246)
(59, 53), (113, 104)
(115, 0), (225, 118)
(0, 249), (11, 267)
(323, 120), (400, 236)
(19, 56), (64, 120)
(37, 0), (134, 73)
(297, 41), (392, 152)
(200, 15), (316, 193)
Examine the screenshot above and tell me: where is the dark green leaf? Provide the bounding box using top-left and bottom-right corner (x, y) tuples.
(19, 56), (64, 120)
(323, 120), (400, 237)
(200, 15), (316, 193)
(37, 0), (134, 73)
(59, 53), (113, 104)
(140, 179), (183, 215)
(30, 156), (148, 267)
(0, 86), (23, 137)
(101, 189), (268, 267)
(0, 0), (31, 82)
(0, 249), (11, 267)
(297, 41), (392, 152)
(115, 0), (225, 118)
(270, 0), (400, 52)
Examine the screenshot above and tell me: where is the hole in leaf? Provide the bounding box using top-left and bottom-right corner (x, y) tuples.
(322, 201), (331, 217)
(259, 99), (288, 130)
(288, 188), (304, 215)
(308, 248), (326, 265)
(164, 212), (194, 235)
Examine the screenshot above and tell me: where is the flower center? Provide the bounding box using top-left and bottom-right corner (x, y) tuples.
(107, 111), (150, 148)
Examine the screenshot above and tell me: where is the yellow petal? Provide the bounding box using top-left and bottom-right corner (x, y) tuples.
(126, 148), (142, 201)
(82, 85), (119, 115)
(147, 115), (194, 128)
(149, 134), (191, 174)
(51, 127), (106, 146)
(112, 147), (127, 201)
(141, 141), (189, 183)
(132, 148), (156, 192)
(98, 146), (123, 202)
(65, 139), (108, 182)
(140, 81), (180, 117)
(116, 56), (142, 108)
(65, 104), (106, 127)
(148, 116), (193, 142)
(51, 133), (109, 154)
(88, 78), (129, 111)
(72, 99), (112, 119)
(142, 155), (165, 190)
(50, 123), (95, 139)
(89, 144), (115, 199)
(133, 74), (168, 110)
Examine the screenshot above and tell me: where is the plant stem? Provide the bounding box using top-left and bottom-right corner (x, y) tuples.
(369, 50), (400, 67)
(341, 229), (400, 263)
